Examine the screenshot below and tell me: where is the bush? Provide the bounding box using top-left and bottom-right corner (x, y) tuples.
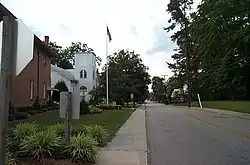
(12, 122), (38, 140)
(84, 125), (108, 147)
(27, 110), (43, 115)
(16, 107), (27, 112)
(14, 112), (28, 120)
(96, 104), (122, 110)
(5, 151), (16, 165)
(68, 133), (98, 163)
(47, 123), (65, 137)
(52, 81), (69, 102)
(8, 115), (14, 121)
(80, 100), (90, 115)
(20, 130), (62, 160)
(89, 106), (103, 114)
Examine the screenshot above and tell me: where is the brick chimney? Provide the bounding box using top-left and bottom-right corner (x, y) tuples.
(44, 36), (49, 45)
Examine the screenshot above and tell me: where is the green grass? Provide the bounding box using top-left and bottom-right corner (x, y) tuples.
(8, 108), (134, 141)
(174, 101), (250, 114)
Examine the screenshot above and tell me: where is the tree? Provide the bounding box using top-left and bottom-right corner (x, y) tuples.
(91, 49), (151, 105)
(151, 76), (166, 103)
(52, 81), (68, 102)
(49, 42), (102, 69)
(190, 0), (250, 100)
(165, 0), (195, 107)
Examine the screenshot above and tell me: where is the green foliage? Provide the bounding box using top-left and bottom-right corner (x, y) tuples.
(83, 125), (108, 147)
(188, 0), (250, 101)
(47, 123), (65, 137)
(165, 0), (197, 103)
(80, 100), (90, 115)
(49, 42), (102, 68)
(89, 106), (104, 114)
(96, 104), (122, 110)
(94, 49), (151, 105)
(5, 151), (16, 165)
(20, 130), (62, 160)
(151, 76), (167, 102)
(52, 80), (69, 102)
(68, 133), (98, 163)
(12, 122), (38, 140)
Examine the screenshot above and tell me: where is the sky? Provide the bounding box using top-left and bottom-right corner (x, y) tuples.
(1, 0), (199, 81)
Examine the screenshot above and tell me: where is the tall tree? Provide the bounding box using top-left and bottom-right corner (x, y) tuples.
(151, 76), (166, 102)
(90, 49), (151, 105)
(190, 0), (250, 100)
(165, 0), (195, 107)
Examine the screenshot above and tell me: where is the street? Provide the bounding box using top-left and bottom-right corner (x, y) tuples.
(146, 104), (250, 165)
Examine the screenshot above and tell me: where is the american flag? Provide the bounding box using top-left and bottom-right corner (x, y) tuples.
(107, 26), (112, 42)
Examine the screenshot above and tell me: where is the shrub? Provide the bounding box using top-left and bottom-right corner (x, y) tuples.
(20, 130), (62, 160)
(33, 99), (41, 109)
(8, 115), (14, 121)
(47, 123), (65, 137)
(27, 110), (43, 115)
(84, 125), (108, 147)
(14, 112), (28, 120)
(68, 133), (98, 163)
(52, 81), (69, 102)
(6, 133), (19, 154)
(89, 106), (103, 114)
(12, 122), (38, 140)
(96, 104), (122, 110)
(80, 100), (90, 115)
(5, 151), (16, 165)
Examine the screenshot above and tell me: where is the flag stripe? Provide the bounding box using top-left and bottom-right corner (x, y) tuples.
(107, 26), (112, 42)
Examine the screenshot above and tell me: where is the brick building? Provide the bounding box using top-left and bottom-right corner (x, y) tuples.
(11, 36), (56, 107)
(0, 3), (57, 107)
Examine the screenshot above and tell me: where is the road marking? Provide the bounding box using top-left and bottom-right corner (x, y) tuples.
(189, 114), (250, 140)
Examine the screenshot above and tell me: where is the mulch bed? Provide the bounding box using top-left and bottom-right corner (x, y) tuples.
(17, 158), (91, 165)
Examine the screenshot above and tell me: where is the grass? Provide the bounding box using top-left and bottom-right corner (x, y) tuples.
(8, 108), (134, 141)
(174, 101), (250, 114)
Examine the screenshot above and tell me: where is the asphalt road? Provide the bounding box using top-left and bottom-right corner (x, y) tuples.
(146, 103), (250, 165)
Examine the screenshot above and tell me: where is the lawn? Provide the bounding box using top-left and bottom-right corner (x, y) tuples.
(8, 108), (134, 141)
(174, 101), (250, 114)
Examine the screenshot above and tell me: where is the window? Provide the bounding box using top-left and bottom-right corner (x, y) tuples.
(84, 70), (87, 78)
(80, 86), (88, 97)
(80, 70), (83, 78)
(30, 80), (34, 99)
(44, 56), (46, 66)
(93, 70), (95, 80)
(43, 83), (46, 99)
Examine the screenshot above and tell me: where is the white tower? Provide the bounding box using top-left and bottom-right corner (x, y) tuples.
(73, 52), (98, 101)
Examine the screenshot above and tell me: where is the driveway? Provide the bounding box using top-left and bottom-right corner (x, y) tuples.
(146, 103), (250, 165)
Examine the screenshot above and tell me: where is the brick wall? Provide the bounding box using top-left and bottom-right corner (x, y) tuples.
(11, 45), (51, 107)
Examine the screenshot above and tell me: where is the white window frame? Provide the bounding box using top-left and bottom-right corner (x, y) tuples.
(43, 83), (46, 99)
(30, 80), (34, 99)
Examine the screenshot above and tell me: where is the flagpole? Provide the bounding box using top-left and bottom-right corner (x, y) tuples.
(106, 29), (109, 105)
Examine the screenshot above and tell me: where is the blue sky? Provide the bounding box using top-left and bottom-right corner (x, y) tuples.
(1, 0), (199, 79)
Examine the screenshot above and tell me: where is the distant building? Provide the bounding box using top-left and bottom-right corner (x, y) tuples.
(0, 3), (56, 107)
(51, 52), (99, 102)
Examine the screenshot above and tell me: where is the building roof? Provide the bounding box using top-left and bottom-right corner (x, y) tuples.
(75, 51), (97, 57)
(51, 65), (78, 82)
(0, 3), (56, 57)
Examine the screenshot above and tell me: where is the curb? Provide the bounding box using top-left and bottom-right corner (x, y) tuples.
(145, 110), (151, 165)
(191, 107), (250, 120)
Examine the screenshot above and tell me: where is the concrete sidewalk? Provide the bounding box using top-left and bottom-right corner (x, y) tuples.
(95, 109), (147, 165)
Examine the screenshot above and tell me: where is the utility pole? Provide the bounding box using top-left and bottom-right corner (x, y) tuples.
(0, 16), (13, 164)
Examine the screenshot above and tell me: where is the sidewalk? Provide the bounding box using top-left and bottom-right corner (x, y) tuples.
(95, 109), (147, 165)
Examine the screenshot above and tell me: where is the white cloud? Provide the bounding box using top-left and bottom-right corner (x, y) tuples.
(1, 0), (178, 79)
